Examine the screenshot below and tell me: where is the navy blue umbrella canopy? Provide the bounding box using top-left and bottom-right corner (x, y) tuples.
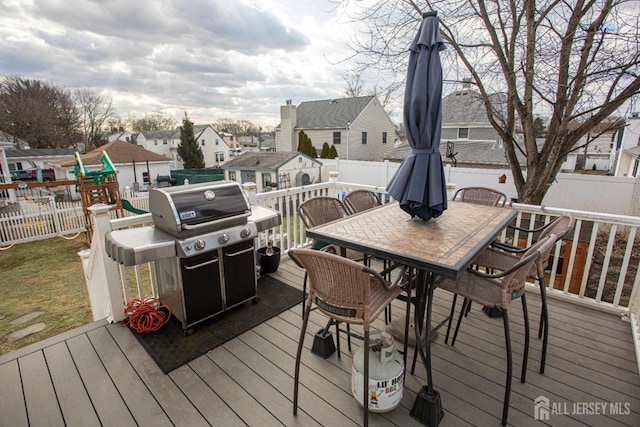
(387, 12), (447, 221)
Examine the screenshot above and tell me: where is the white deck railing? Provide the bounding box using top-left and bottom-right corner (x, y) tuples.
(78, 177), (640, 372)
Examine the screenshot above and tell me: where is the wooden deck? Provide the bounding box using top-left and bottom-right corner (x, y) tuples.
(1, 258), (639, 427)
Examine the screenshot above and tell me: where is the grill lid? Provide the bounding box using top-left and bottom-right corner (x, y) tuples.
(150, 181), (251, 237)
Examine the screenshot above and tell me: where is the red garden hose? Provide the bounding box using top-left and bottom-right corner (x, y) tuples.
(122, 297), (171, 333)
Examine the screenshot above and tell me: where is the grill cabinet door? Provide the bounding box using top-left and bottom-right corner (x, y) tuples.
(222, 241), (257, 308)
(180, 251), (223, 326)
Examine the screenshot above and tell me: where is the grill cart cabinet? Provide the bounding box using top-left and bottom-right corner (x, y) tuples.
(155, 239), (258, 330)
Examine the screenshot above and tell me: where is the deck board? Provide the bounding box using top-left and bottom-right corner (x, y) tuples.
(0, 257), (639, 426)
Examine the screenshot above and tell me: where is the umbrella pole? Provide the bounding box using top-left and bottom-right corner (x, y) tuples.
(410, 272), (444, 425)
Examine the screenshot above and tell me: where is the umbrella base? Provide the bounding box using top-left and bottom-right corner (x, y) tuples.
(410, 386), (444, 426)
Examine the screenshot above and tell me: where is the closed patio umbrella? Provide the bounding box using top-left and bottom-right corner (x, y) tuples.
(386, 11), (447, 221)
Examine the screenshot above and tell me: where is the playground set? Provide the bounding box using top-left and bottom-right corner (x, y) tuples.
(72, 151), (146, 238)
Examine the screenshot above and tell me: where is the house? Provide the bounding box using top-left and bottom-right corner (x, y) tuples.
(2, 147), (76, 180)
(107, 131), (135, 144)
(51, 139), (172, 194)
(440, 85), (516, 144)
(276, 96), (397, 161)
(137, 125), (230, 169)
(222, 151), (322, 192)
(613, 113), (640, 177)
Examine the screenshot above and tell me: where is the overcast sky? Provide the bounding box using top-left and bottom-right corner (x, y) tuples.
(0, 0), (396, 129)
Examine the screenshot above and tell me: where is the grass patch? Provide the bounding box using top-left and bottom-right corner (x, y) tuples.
(0, 236), (92, 355)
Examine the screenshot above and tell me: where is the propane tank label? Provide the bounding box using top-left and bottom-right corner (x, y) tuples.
(351, 366), (404, 413)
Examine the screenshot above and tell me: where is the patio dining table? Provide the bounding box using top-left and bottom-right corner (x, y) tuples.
(306, 201), (516, 426)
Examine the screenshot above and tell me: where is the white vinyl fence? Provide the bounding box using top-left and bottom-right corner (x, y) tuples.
(0, 192), (150, 246)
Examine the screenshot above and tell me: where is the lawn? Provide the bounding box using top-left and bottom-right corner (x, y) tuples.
(0, 236), (92, 355)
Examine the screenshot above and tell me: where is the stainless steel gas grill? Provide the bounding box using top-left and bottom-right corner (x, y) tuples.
(105, 181), (281, 332)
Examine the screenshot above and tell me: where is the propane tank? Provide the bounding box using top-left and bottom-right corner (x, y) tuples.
(351, 331), (404, 413)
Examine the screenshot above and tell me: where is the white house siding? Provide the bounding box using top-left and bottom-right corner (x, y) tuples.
(195, 127), (230, 168)
(278, 155), (321, 188)
(343, 101), (395, 161)
(139, 135), (176, 161)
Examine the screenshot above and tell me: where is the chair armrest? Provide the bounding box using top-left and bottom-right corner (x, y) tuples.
(491, 240), (528, 253)
(474, 247), (520, 272)
(467, 249), (539, 280)
(366, 264), (408, 291)
(507, 221), (549, 234)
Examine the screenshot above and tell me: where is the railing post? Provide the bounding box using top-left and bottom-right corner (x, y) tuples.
(81, 204), (126, 323)
(328, 171), (339, 198)
(243, 182), (258, 204)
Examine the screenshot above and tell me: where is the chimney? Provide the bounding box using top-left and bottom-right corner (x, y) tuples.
(278, 100), (297, 152)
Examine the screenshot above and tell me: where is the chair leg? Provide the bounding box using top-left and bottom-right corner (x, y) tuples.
(363, 329), (370, 427)
(451, 298), (470, 347)
(445, 294), (458, 344)
(538, 278), (550, 374)
(301, 272), (308, 316)
(335, 321), (341, 359)
(501, 310), (512, 427)
(520, 293), (530, 384)
(403, 281), (412, 373)
(294, 305), (311, 415)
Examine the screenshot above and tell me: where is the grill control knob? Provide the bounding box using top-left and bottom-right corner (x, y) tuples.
(219, 233), (230, 244)
(240, 227), (252, 239)
(194, 240), (206, 251)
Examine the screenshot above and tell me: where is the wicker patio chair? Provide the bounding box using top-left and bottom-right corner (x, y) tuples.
(343, 189), (401, 321)
(447, 186), (508, 326)
(434, 233), (557, 426)
(288, 247), (410, 427)
(343, 189), (382, 215)
(452, 186), (507, 207)
(297, 196), (361, 314)
(484, 213), (576, 373)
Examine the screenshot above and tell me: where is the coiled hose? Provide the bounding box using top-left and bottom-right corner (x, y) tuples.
(122, 297), (171, 333)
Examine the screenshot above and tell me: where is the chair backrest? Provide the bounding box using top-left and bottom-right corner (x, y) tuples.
(535, 214), (575, 275)
(288, 248), (374, 325)
(453, 187), (507, 207)
(343, 190), (382, 214)
(499, 234), (557, 307)
(297, 196), (348, 229)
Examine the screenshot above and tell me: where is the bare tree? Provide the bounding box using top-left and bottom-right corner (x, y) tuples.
(128, 112), (177, 132)
(344, 72), (365, 97)
(75, 88), (115, 150)
(213, 118), (260, 136)
(0, 77), (81, 148)
(337, 0), (640, 203)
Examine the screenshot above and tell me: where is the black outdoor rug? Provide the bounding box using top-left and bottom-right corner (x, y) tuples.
(130, 275), (302, 374)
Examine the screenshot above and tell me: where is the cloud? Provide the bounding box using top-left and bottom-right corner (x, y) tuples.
(0, 0), (397, 127)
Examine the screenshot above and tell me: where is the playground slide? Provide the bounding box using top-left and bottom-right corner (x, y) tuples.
(121, 199), (148, 215)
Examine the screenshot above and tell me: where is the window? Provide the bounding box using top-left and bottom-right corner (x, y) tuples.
(298, 157), (302, 163)
(215, 152), (225, 162)
(263, 173), (272, 187)
(382, 131), (387, 144)
(333, 131), (341, 145)
(215, 139), (219, 146)
(163, 139), (168, 145)
(458, 128), (469, 139)
(154, 140), (158, 145)
(361, 131), (367, 145)
(201, 139), (205, 146)
(229, 171), (236, 181)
